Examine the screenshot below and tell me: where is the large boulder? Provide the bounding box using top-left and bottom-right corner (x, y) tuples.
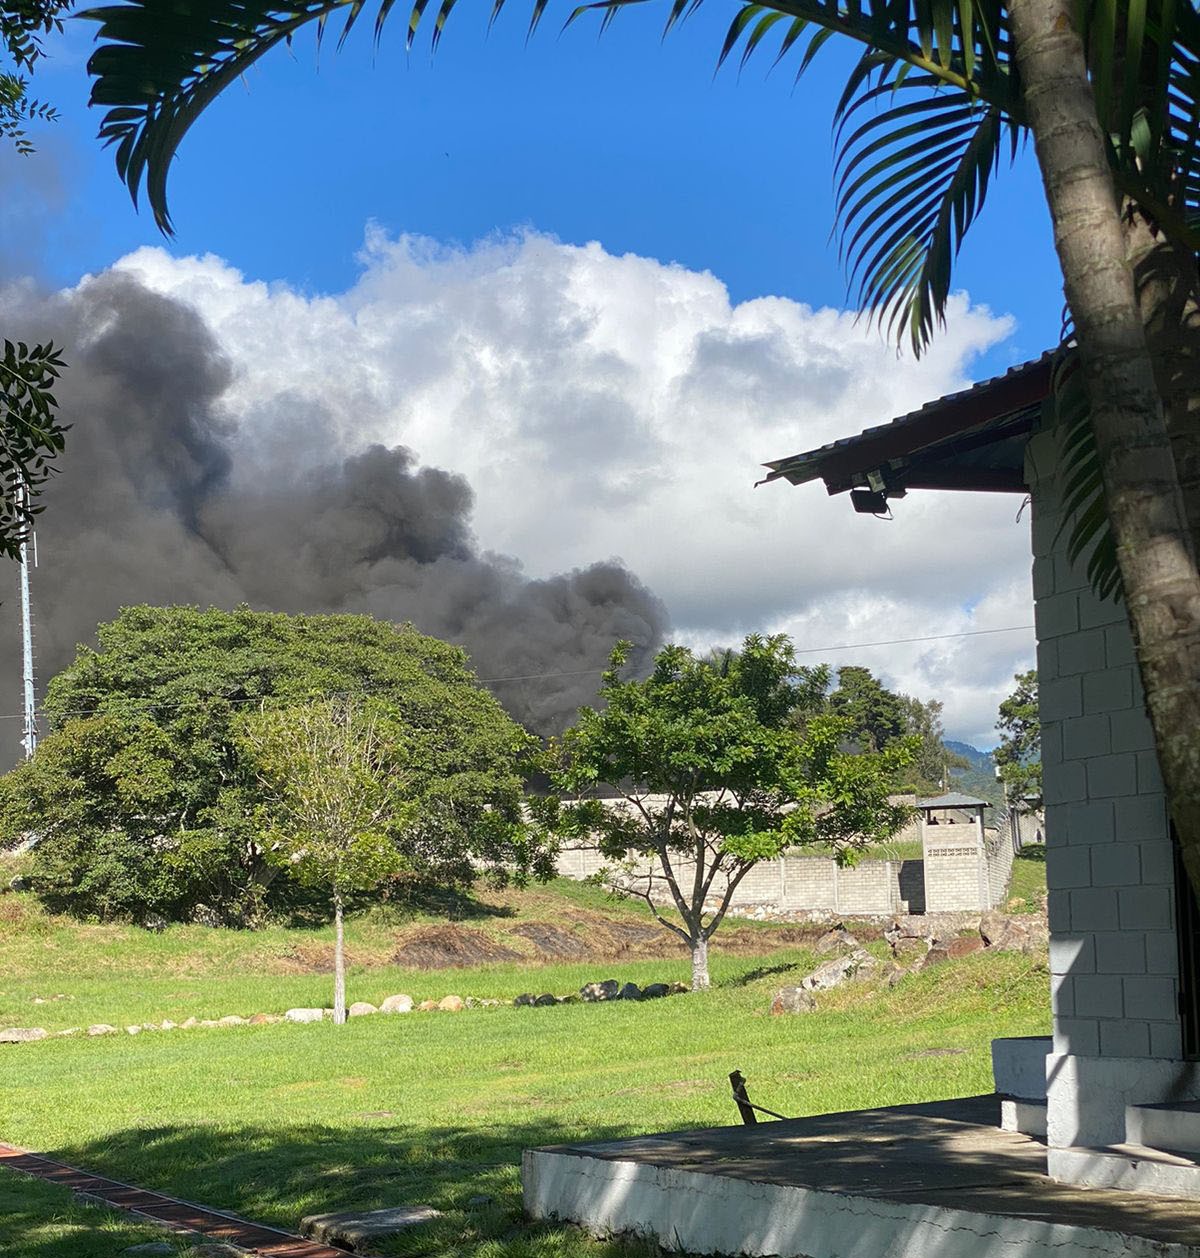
(284, 1008), (324, 1024)
(923, 935), (985, 969)
(513, 993), (536, 1007)
(770, 986), (817, 1015)
(534, 994), (558, 1006)
(815, 925), (859, 955)
(799, 949), (877, 992)
(642, 983), (670, 999)
(580, 980), (620, 1002)
(418, 1000), (439, 1012)
(618, 983), (642, 1001)
(979, 909), (1048, 953)
(380, 994), (414, 1014)
(0, 1027), (47, 1043)
(348, 1002), (378, 1017)
(438, 995), (465, 1012)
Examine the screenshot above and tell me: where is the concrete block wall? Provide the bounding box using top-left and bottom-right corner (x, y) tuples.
(923, 823), (988, 912)
(1027, 428), (1183, 1068)
(987, 826), (1018, 907)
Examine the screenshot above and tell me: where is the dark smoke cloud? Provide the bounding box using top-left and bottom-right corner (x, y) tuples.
(0, 271), (668, 762)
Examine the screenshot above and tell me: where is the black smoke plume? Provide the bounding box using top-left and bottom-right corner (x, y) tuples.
(0, 272), (668, 761)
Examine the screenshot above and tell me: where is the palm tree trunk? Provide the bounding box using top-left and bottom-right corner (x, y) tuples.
(333, 889), (346, 1025)
(690, 934), (710, 991)
(1126, 217), (1200, 560)
(1010, 0), (1200, 891)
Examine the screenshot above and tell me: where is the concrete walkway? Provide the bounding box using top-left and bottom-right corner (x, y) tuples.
(523, 1095), (1200, 1258)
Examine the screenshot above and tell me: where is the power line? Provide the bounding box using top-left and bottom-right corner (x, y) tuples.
(0, 622), (1035, 724)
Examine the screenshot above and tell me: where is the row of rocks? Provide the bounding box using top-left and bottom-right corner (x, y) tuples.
(517, 979), (687, 1005)
(1, 978), (688, 1043)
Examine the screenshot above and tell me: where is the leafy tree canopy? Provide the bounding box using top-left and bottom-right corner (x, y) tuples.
(537, 634), (915, 988)
(0, 605), (550, 922)
(995, 669), (1041, 806)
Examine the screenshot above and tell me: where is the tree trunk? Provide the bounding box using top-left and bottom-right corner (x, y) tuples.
(1010, 0), (1200, 892)
(690, 934), (710, 991)
(1126, 216), (1200, 560)
(332, 889), (346, 1025)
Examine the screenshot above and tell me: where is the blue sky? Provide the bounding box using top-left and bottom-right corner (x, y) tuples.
(27, 3), (1061, 371)
(1, 7), (1055, 745)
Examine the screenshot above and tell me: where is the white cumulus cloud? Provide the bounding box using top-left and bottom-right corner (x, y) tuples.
(108, 228), (1036, 745)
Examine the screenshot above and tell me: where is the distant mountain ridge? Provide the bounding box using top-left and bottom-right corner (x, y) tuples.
(945, 740), (994, 773)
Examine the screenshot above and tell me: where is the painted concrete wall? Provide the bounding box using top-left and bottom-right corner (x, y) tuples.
(554, 832), (1016, 917)
(1026, 423), (1200, 1149)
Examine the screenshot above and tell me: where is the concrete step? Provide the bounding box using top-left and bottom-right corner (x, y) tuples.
(1000, 1097), (1046, 1139)
(1049, 1142), (1200, 1199)
(1127, 1100), (1200, 1156)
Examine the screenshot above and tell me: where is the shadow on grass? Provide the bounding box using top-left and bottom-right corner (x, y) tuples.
(720, 959), (806, 989)
(1014, 845), (1046, 865)
(39, 1118), (665, 1258)
(380, 883), (519, 922)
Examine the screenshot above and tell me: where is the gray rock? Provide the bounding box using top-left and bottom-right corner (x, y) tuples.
(0, 1026), (47, 1043)
(618, 982), (642, 1001)
(770, 986), (817, 1015)
(348, 1002), (377, 1017)
(580, 979), (619, 1002)
(534, 993), (558, 1006)
(284, 1008), (324, 1024)
(641, 983), (670, 999)
(799, 949), (876, 992)
(189, 903), (222, 928)
(815, 925), (859, 954)
(87, 1024), (118, 1036)
(513, 993), (536, 1007)
(380, 994), (413, 1014)
(301, 1205), (442, 1248)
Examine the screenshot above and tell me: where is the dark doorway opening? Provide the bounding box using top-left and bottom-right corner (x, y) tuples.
(1173, 830), (1200, 1060)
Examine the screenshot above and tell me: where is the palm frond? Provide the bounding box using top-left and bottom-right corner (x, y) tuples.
(1052, 345), (1122, 603)
(829, 63), (1020, 351)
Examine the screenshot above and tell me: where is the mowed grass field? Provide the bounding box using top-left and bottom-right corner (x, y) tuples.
(0, 870), (1050, 1258)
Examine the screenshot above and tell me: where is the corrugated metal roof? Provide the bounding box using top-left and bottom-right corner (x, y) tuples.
(760, 351), (1054, 491)
(916, 791), (991, 809)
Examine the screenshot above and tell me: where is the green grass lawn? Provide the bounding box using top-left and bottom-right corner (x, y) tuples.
(0, 878), (1051, 1258)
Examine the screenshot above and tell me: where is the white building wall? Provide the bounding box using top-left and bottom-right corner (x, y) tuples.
(1026, 424), (1200, 1149)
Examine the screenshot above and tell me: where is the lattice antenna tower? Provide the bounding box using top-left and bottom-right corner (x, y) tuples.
(18, 483), (38, 759)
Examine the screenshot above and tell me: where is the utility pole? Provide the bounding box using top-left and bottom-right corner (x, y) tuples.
(18, 483), (37, 760)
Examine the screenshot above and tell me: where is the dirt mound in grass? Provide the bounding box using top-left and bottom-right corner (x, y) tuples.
(392, 926), (524, 969)
(509, 921), (593, 959)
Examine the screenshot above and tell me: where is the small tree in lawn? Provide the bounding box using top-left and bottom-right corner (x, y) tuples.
(539, 635), (915, 990)
(239, 696), (410, 1024)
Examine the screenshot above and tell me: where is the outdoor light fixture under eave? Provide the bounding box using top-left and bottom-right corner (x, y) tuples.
(850, 488), (889, 514)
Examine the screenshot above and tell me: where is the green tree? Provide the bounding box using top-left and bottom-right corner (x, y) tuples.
(0, 1), (69, 555)
(237, 697), (409, 1023)
(995, 669), (1042, 807)
(0, 605), (550, 922)
(538, 634), (914, 990)
(828, 666), (905, 754)
(79, 0), (1200, 899)
(896, 693), (969, 795)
